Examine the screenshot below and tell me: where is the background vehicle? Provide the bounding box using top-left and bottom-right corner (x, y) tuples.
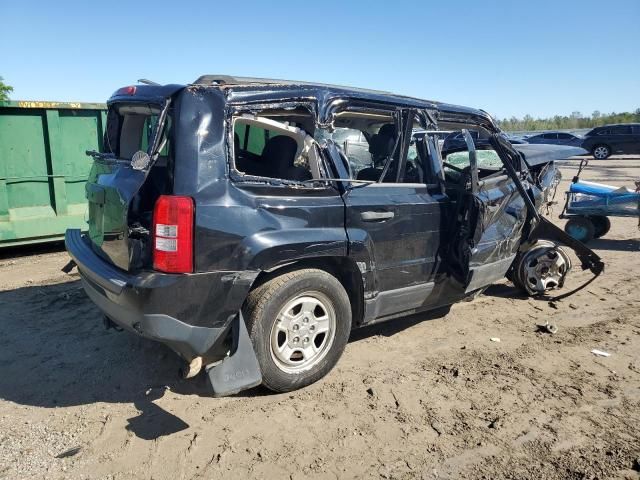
(581, 123), (640, 159)
(443, 131), (527, 150)
(526, 131), (582, 146)
(65, 76), (602, 397)
(442, 130), (482, 151)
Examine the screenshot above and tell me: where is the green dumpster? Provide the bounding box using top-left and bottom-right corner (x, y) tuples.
(0, 100), (106, 247)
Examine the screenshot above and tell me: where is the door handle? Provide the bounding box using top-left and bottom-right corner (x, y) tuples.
(361, 211), (395, 221)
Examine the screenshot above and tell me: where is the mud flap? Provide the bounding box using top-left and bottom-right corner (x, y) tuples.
(206, 312), (262, 397)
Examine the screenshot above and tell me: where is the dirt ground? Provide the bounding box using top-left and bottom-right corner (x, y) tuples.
(1, 157), (639, 480)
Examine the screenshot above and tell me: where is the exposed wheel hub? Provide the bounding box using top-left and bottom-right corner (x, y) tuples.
(515, 241), (572, 296)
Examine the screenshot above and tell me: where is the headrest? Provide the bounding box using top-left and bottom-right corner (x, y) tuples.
(368, 124), (397, 164)
(262, 135), (299, 172)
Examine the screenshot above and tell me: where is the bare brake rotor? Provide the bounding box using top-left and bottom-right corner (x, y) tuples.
(513, 241), (572, 296)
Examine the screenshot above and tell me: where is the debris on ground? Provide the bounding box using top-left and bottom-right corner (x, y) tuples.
(537, 321), (558, 334)
(55, 446), (82, 459)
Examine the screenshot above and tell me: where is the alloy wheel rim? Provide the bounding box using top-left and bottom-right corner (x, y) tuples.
(516, 242), (572, 295)
(594, 146), (608, 159)
(269, 291), (337, 373)
(522, 248), (570, 294)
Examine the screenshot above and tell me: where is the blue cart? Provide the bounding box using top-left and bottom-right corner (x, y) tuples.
(561, 169), (640, 242)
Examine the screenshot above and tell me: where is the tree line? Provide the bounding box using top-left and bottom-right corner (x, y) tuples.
(0, 76), (13, 101)
(496, 109), (640, 132)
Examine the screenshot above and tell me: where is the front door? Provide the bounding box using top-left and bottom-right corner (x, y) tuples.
(443, 130), (528, 293)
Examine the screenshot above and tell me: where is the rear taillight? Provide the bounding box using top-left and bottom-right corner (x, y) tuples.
(116, 86), (137, 95)
(152, 195), (194, 273)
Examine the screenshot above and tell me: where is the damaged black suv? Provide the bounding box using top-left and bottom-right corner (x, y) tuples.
(66, 76), (603, 396)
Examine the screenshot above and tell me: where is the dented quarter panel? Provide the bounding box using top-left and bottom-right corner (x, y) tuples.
(172, 89), (347, 274)
(195, 182), (347, 272)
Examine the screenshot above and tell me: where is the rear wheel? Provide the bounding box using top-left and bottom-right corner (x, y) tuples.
(244, 269), (352, 392)
(592, 145), (611, 160)
(564, 216), (595, 243)
(588, 215), (611, 238)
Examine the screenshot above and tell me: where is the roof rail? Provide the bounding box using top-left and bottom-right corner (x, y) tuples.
(192, 75), (290, 86)
(191, 74), (397, 97)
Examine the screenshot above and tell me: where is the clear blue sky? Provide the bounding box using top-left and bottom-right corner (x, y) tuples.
(2, 0), (638, 119)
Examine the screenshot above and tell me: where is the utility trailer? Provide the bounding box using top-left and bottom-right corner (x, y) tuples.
(560, 159), (640, 242)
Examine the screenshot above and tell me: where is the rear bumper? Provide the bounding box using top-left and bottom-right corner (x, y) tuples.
(65, 229), (257, 360)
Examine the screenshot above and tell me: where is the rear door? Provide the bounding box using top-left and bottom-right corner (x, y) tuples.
(613, 125), (634, 153)
(556, 132), (576, 145)
(335, 107), (448, 320)
(544, 133), (559, 144)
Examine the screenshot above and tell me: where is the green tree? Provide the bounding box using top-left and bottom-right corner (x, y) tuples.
(0, 76), (13, 101)
(496, 109), (640, 132)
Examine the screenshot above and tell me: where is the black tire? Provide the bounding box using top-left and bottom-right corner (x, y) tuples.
(564, 216), (595, 243)
(589, 215), (611, 238)
(592, 144), (611, 160)
(244, 268), (352, 393)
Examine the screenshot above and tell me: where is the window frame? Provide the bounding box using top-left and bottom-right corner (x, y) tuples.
(227, 108), (328, 188)
(327, 103), (425, 186)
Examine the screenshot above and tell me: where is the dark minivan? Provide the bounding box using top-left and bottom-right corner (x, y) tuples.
(65, 76), (602, 396)
(581, 123), (640, 159)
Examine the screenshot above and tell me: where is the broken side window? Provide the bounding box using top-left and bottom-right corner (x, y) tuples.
(326, 110), (422, 184)
(230, 109), (323, 183)
(329, 127), (372, 178)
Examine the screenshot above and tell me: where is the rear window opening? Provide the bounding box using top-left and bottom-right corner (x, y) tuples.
(104, 103), (175, 258)
(86, 101), (175, 272)
(104, 103), (171, 161)
(231, 108), (324, 183)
